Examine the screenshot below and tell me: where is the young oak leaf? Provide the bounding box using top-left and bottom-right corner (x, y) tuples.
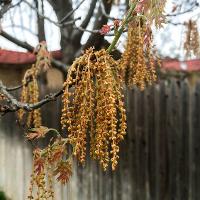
(26, 126), (50, 140)
(49, 144), (65, 164)
(53, 160), (72, 184)
(33, 148), (45, 175)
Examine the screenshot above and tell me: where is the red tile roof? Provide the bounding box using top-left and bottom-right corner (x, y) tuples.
(162, 59), (200, 71)
(0, 49), (200, 71)
(0, 49), (62, 65)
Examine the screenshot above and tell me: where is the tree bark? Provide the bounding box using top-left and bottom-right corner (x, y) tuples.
(48, 0), (112, 64)
(35, 0), (46, 42)
(48, 0), (80, 64)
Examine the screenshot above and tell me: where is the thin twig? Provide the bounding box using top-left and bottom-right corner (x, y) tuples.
(0, 80), (64, 115)
(59, 0), (86, 24)
(100, 0), (122, 20)
(107, 2), (137, 53)
(0, 0), (23, 18)
(166, 1), (199, 17)
(23, 0), (80, 27)
(0, 29), (67, 75)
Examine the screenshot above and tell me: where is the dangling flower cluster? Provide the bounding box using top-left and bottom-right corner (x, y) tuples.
(61, 48), (126, 170)
(133, 0), (166, 28)
(18, 67), (42, 128)
(120, 21), (157, 90)
(184, 20), (200, 58)
(27, 127), (72, 200)
(18, 42), (51, 128)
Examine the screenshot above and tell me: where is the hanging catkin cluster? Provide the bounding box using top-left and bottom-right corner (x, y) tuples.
(18, 66), (42, 128)
(26, 127), (72, 200)
(18, 42), (51, 128)
(133, 0), (166, 28)
(184, 20), (200, 58)
(147, 0), (166, 28)
(61, 48), (126, 170)
(120, 21), (157, 90)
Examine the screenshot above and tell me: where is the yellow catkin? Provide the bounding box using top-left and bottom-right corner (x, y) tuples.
(18, 42), (51, 128)
(18, 67), (42, 128)
(61, 48), (126, 170)
(184, 20), (200, 58)
(120, 21), (157, 90)
(142, 0), (167, 28)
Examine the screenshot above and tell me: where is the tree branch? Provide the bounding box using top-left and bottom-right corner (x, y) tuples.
(71, 0), (98, 43)
(0, 29), (34, 51)
(23, 0), (79, 28)
(80, 0), (98, 29)
(166, 1), (199, 17)
(59, 0), (86, 24)
(0, 80), (64, 116)
(100, 0), (121, 20)
(82, 0), (112, 50)
(35, 0), (46, 42)
(0, 0), (23, 18)
(0, 29), (68, 75)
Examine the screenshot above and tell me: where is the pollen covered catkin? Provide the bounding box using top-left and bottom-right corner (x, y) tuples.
(120, 21), (157, 90)
(61, 48), (126, 170)
(18, 42), (51, 128)
(184, 20), (200, 58)
(18, 66), (42, 128)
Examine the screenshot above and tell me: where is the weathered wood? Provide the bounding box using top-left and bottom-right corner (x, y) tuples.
(147, 85), (156, 200)
(158, 81), (169, 200)
(191, 82), (200, 200)
(180, 81), (190, 200)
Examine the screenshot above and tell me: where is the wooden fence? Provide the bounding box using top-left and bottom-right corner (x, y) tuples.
(0, 79), (200, 200)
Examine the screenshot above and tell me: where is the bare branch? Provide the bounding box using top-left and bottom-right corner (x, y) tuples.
(73, 25), (99, 34)
(0, 29), (34, 51)
(100, 0), (122, 20)
(6, 79), (32, 92)
(35, 0), (46, 42)
(166, 1), (199, 17)
(0, 80), (64, 116)
(0, 0), (23, 18)
(80, 0), (98, 29)
(6, 84), (24, 92)
(83, 0), (112, 50)
(0, 29), (68, 75)
(59, 0), (86, 24)
(3, 24), (37, 36)
(23, 0), (79, 28)
(73, 25), (123, 36)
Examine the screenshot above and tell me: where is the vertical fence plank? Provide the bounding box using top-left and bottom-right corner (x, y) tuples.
(154, 84), (161, 200)
(136, 89), (146, 200)
(158, 81), (169, 200)
(147, 85), (156, 200)
(180, 81), (190, 200)
(135, 88), (142, 200)
(191, 82), (200, 200)
(127, 88), (137, 200)
(144, 87), (150, 200)
(167, 80), (180, 200)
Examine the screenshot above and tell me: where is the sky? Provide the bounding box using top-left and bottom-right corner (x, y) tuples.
(0, 0), (200, 60)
